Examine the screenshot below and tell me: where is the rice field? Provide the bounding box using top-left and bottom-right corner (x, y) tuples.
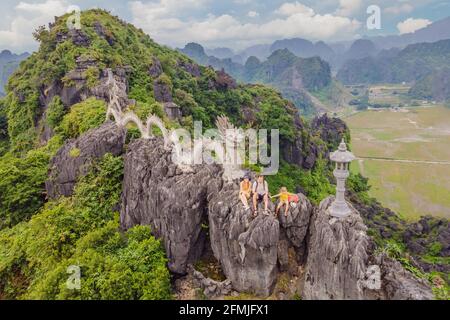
(346, 105), (450, 220)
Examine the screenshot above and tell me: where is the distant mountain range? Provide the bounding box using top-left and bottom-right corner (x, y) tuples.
(181, 16), (450, 107)
(369, 16), (450, 50)
(338, 39), (450, 83)
(186, 16), (450, 71)
(180, 43), (334, 115)
(0, 50), (29, 96)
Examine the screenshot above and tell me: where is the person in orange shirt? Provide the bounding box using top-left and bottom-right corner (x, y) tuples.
(239, 175), (252, 211)
(271, 186), (295, 217)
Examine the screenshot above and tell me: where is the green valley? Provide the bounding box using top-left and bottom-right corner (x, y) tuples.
(347, 105), (450, 220)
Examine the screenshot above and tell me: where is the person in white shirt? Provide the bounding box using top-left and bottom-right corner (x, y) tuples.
(252, 175), (269, 216)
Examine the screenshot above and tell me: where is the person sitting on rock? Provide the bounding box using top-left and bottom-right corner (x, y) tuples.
(271, 187), (295, 217)
(239, 175), (252, 211)
(252, 175), (269, 216)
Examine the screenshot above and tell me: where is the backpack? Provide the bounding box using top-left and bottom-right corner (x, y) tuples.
(254, 180), (267, 194)
(288, 194), (299, 203)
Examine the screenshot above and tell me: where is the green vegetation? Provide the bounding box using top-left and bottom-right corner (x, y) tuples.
(1, 9), (444, 300)
(69, 147), (81, 158)
(46, 96), (66, 130)
(84, 66), (100, 88)
(347, 172), (373, 205)
(2, 9), (315, 150)
(375, 239), (449, 300)
(409, 67), (450, 102)
(0, 136), (62, 230)
(182, 45), (333, 116)
(0, 9), (336, 300)
(266, 160), (335, 205)
(59, 98), (106, 139)
(0, 154), (171, 299)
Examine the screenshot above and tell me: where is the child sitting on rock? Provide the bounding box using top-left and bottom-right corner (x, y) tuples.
(271, 187), (295, 217)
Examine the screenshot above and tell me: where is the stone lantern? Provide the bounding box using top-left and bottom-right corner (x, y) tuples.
(327, 138), (355, 218)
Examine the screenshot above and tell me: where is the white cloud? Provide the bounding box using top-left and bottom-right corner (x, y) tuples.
(335, 0), (361, 17)
(275, 2), (314, 16)
(129, 0), (208, 38)
(397, 17), (432, 34)
(0, 0), (70, 52)
(131, 1), (361, 49)
(384, 3), (414, 14)
(247, 11), (259, 18)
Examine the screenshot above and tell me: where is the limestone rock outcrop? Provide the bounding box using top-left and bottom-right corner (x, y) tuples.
(115, 134), (433, 299)
(303, 196), (433, 300)
(46, 122), (126, 198)
(41, 59), (132, 111)
(311, 114), (348, 150)
(188, 265), (233, 298)
(278, 193), (313, 248)
(277, 194), (313, 268)
(39, 62), (132, 144)
(373, 253), (434, 300)
(120, 138), (223, 274)
(208, 185), (279, 296)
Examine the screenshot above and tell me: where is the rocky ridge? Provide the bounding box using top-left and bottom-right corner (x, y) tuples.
(45, 125), (434, 299)
(303, 197), (433, 300)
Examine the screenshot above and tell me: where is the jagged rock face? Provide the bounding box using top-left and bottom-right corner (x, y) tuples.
(210, 70), (237, 90)
(282, 113), (348, 171)
(153, 78), (173, 102)
(208, 184), (280, 297)
(280, 138), (305, 168)
(38, 63), (132, 144)
(350, 192), (450, 275)
(404, 216), (450, 257)
(303, 197), (433, 300)
(350, 192), (405, 240)
(120, 138), (223, 274)
(283, 137), (320, 171)
(280, 115), (318, 170)
(403, 216), (450, 274)
(277, 194), (313, 271)
(46, 122), (126, 198)
(188, 265), (232, 298)
(93, 21), (115, 46)
(178, 60), (201, 78)
(303, 197), (371, 299)
(56, 29), (91, 47)
(373, 253), (433, 300)
(278, 194), (313, 249)
(311, 114), (348, 150)
(148, 58), (163, 78)
(40, 61), (131, 120)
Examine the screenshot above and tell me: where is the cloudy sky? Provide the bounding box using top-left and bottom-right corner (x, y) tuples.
(0, 0), (449, 53)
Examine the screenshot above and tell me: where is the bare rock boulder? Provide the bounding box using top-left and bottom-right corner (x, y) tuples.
(46, 122), (126, 198)
(208, 184), (279, 297)
(120, 138), (223, 274)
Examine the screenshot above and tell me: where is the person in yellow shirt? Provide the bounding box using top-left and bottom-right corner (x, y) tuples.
(271, 187), (295, 217)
